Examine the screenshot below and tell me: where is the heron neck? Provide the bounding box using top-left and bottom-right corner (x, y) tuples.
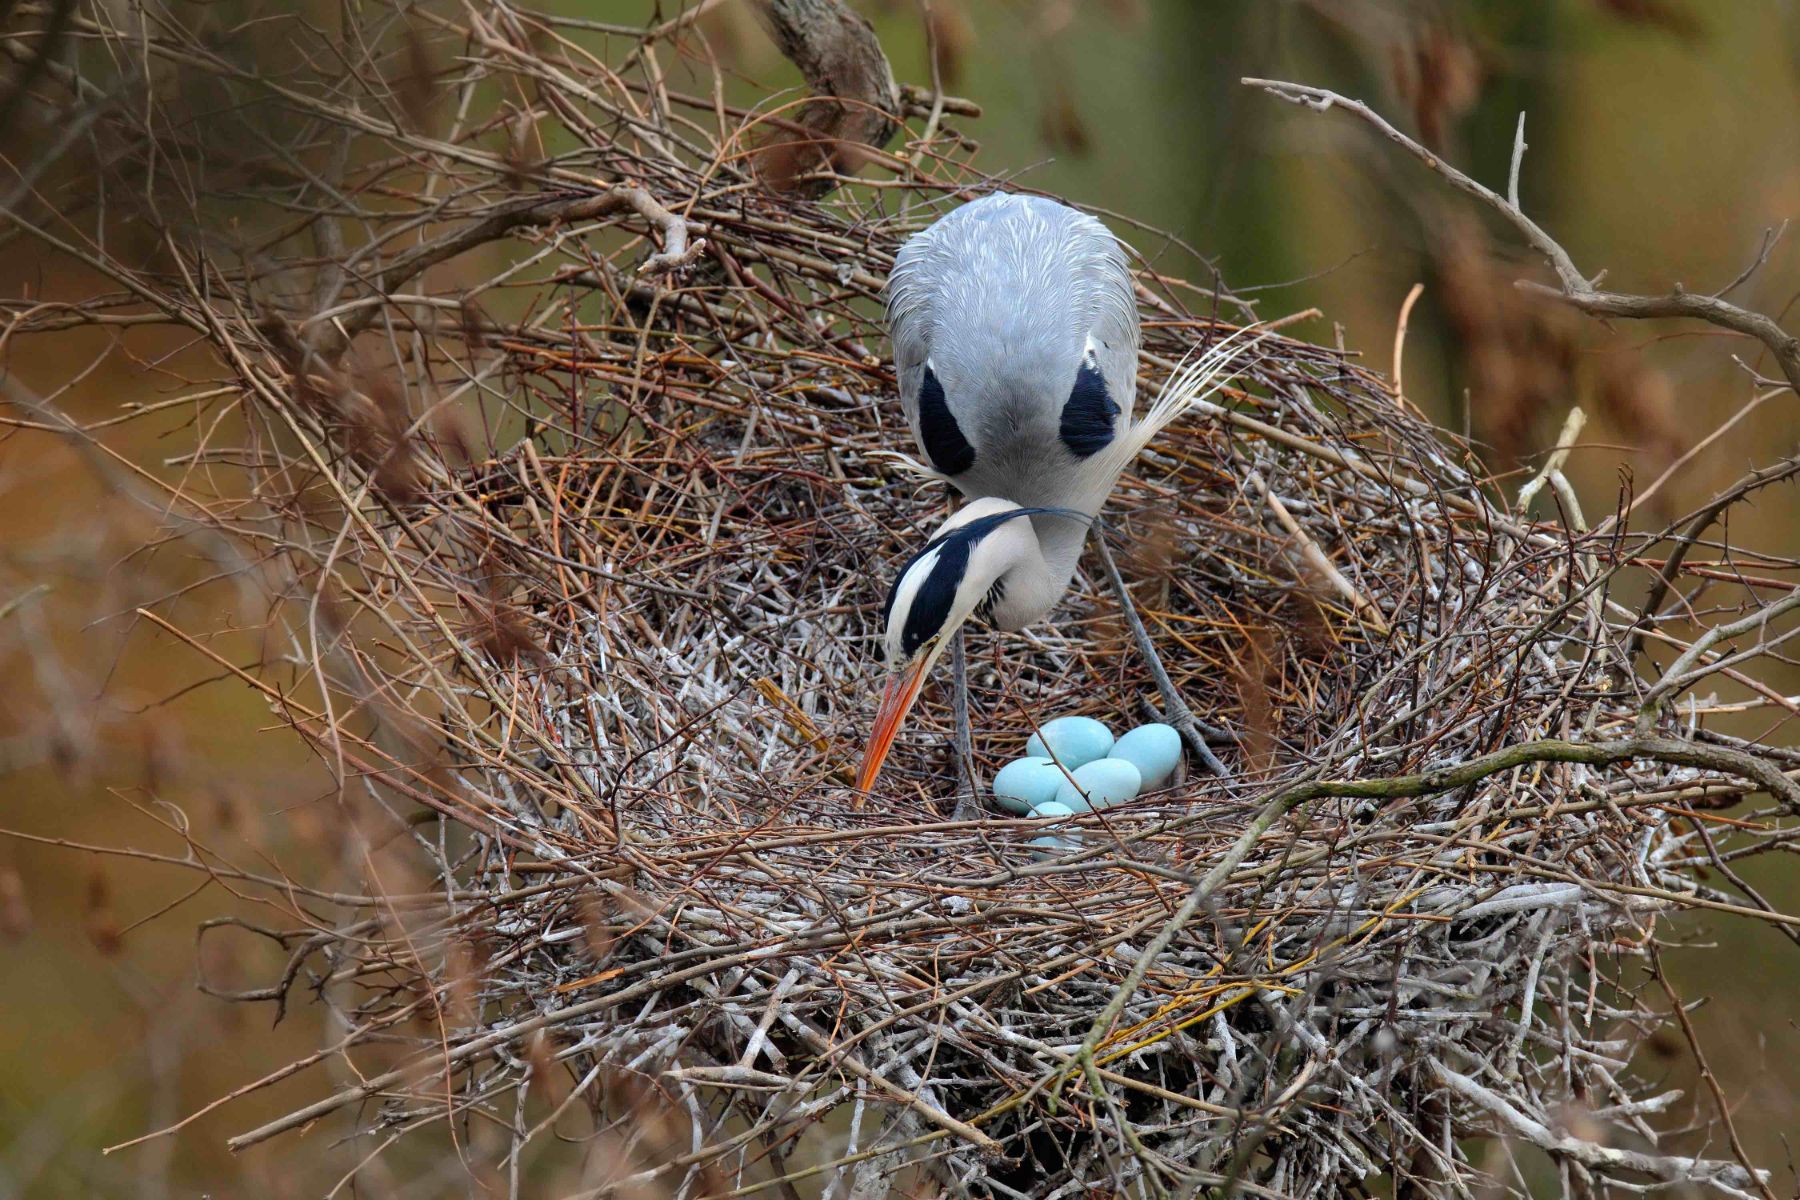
(988, 512), (1089, 631)
(1033, 511), (1091, 586)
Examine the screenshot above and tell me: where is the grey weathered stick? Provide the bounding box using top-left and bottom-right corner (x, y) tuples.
(1436, 1062), (1768, 1195)
(1506, 112), (1527, 211)
(1058, 731), (1800, 1097)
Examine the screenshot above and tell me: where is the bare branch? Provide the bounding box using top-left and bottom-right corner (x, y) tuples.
(1515, 405), (1586, 512)
(1714, 219), (1788, 299)
(1506, 111), (1527, 211)
(1245, 78), (1800, 394)
(311, 185), (704, 355)
(748, 0), (902, 193)
(1640, 583), (1800, 727)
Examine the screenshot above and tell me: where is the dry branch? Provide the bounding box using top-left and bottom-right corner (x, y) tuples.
(1245, 78), (1800, 395)
(747, 0), (902, 192)
(314, 185), (707, 356)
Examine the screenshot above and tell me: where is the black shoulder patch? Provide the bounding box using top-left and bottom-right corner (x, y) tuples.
(1059, 362), (1119, 458)
(917, 364), (976, 477)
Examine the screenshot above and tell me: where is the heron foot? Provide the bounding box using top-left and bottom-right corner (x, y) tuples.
(1092, 526), (1233, 781)
(1153, 695), (1233, 780)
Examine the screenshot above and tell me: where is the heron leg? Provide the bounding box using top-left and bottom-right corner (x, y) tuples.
(949, 627), (982, 820)
(1091, 525), (1233, 779)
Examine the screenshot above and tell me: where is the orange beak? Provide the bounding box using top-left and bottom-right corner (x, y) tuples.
(855, 656), (933, 791)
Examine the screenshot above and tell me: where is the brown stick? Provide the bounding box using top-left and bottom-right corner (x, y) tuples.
(314, 185), (704, 355)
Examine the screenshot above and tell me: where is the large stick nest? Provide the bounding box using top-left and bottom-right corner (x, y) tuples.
(9, 3), (1799, 1196)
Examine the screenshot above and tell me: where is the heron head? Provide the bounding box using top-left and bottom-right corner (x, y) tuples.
(855, 498), (1051, 792)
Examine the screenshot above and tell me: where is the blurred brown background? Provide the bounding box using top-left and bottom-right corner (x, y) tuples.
(4, 0), (1800, 1194)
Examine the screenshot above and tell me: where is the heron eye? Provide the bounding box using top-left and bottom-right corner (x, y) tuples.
(1059, 362), (1119, 458)
(917, 364), (976, 476)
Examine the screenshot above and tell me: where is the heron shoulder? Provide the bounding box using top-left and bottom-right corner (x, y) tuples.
(885, 193), (1141, 496)
(886, 193), (1136, 358)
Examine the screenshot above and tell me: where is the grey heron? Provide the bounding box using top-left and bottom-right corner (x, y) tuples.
(857, 193), (1249, 797)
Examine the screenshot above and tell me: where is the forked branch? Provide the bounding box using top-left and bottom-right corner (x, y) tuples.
(312, 185), (704, 356)
(1244, 78), (1800, 395)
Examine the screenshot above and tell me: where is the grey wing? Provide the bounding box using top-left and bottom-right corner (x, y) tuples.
(886, 203), (984, 488)
(1051, 203), (1139, 428)
(885, 223), (938, 470)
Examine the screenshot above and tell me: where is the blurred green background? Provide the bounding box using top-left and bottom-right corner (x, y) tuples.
(4, 0), (1800, 1193)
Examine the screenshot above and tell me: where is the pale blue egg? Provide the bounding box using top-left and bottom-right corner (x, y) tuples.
(1024, 716), (1115, 769)
(1027, 799), (1080, 857)
(1111, 723), (1184, 789)
(992, 757), (1065, 815)
(1053, 757), (1142, 812)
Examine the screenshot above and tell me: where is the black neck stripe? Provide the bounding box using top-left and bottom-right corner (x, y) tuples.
(884, 506), (1089, 657)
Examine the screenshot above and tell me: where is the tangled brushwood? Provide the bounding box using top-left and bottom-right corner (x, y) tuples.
(8, 3), (1800, 1197)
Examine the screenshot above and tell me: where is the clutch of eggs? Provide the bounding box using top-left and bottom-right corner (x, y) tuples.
(996, 718), (1184, 818)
